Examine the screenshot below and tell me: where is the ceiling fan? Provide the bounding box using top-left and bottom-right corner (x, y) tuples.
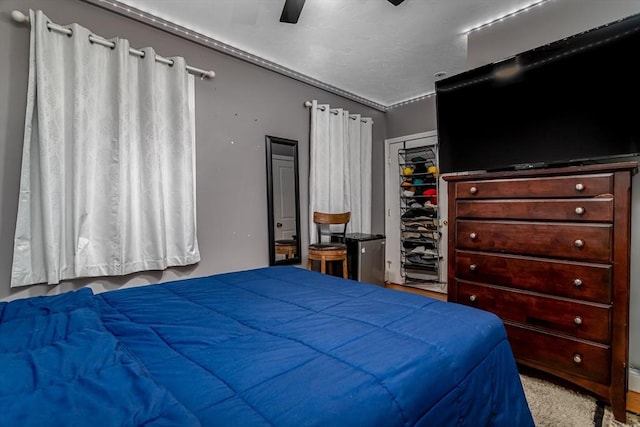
(280, 0), (405, 24)
(279, 0), (306, 24)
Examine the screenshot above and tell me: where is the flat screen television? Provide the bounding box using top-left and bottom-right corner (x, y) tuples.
(435, 12), (640, 174)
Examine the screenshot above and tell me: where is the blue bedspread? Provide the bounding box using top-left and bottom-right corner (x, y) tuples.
(1, 266), (534, 426)
(0, 288), (199, 426)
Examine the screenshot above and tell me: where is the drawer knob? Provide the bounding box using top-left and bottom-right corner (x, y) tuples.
(573, 354), (583, 364)
(470, 186), (478, 195)
(574, 316), (583, 325)
(574, 278), (583, 288)
(575, 207), (585, 215)
(575, 183), (585, 192)
(469, 295), (477, 302)
(574, 239), (584, 248)
(470, 232), (478, 240)
(469, 264), (477, 271)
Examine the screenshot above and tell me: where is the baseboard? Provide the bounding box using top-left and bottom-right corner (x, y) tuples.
(630, 368), (640, 393)
(628, 369), (640, 414)
(385, 283), (447, 301)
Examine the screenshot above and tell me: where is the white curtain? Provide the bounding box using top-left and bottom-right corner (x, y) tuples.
(11, 10), (200, 287)
(308, 100), (372, 244)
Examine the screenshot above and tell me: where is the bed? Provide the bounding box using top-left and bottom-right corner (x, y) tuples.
(1, 266), (534, 426)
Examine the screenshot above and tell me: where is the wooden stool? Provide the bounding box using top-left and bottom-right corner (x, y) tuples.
(307, 211), (350, 279)
(275, 239), (297, 259)
(307, 244), (348, 278)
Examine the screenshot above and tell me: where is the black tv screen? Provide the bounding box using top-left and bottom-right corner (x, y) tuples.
(436, 12), (640, 174)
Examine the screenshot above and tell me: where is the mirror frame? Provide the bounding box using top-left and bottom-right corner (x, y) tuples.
(266, 135), (301, 266)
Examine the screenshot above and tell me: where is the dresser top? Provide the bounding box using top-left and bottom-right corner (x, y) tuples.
(442, 161), (638, 183)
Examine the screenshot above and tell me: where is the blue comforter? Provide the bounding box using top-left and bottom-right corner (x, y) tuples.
(1, 266), (534, 426)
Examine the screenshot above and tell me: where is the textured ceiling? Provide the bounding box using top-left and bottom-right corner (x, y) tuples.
(113, 0), (548, 108)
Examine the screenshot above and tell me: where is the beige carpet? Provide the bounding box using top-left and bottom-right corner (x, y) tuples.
(520, 374), (640, 427)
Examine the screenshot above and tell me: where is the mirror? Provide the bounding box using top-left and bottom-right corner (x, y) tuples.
(266, 136), (301, 265)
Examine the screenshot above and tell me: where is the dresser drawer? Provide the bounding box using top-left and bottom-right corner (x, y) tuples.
(455, 250), (612, 303)
(505, 323), (611, 385)
(456, 198), (613, 222)
(455, 173), (613, 199)
(456, 280), (611, 343)
(456, 220), (612, 262)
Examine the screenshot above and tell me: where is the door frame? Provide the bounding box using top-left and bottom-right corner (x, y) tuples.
(384, 131), (439, 285)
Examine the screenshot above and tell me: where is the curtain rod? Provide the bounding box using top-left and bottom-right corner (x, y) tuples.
(10, 10), (215, 80)
(304, 101), (373, 124)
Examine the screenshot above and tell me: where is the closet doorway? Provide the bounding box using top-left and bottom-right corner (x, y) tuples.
(384, 131), (447, 294)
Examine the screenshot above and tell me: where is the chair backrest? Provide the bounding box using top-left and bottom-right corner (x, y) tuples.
(313, 211), (350, 243)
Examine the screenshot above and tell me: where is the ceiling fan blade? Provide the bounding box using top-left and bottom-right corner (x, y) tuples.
(388, 0), (405, 5)
(280, 0), (306, 24)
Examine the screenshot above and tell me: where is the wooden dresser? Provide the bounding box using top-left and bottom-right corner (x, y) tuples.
(444, 161), (637, 422)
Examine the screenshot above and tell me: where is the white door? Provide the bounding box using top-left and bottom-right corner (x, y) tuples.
(384, 131), (446, 285)
(273, 156), (297, 241)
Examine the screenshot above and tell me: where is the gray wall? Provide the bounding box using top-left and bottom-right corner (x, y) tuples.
(467, 0), (640, 68)
(385, 97), (437, 140)
(0, 0), (387, 300)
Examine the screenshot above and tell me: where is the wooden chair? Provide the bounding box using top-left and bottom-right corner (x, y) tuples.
(307, 211), (351, 278)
